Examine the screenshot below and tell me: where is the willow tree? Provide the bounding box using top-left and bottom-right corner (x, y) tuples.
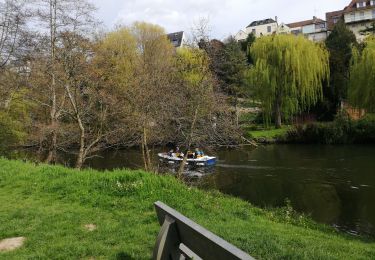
(247, 34), (329, 128)
(348, 37), (375, 112)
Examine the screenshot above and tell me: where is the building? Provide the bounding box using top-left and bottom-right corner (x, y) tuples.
(326, 10), (345, 31)
(245, 18), (278, 38)
(287, 16), (328, 42)
(277, 23), (291, 34)
(234, 30), (248, 41)
(234, 18), (290, 41)
(326, 0), (375, 40)
(167, 31), (187, 48)
(343, 0), (375, 40)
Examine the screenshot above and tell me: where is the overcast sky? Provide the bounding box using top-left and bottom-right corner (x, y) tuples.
(91, 0), (350, 39)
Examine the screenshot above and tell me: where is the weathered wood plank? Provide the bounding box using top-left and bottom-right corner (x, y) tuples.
(153, 201), (255, 260)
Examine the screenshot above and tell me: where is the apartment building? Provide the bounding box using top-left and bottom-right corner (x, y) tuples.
(287, 16), (328, 42)
(326, 0), (375, 40)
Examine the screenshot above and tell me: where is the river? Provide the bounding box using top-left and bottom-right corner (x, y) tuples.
(12, 144), (375, 237)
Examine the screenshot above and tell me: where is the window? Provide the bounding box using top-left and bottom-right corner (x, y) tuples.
(351, 13), (356, 22)
(373, 9), (375, 18)
(360, 11), (365, 18)
(252, 29), (256, 34)
(333, 17), (339, 24)
(291, 29), (301, 35)
(371, 0), (375, 6)
(357, 1), (366, 8)
(267, 26), (271, 33)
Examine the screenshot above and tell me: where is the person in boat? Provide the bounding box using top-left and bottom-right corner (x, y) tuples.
(174, 146), (185, 158)
(194, 148), (204, 159)
(187, 150), (194, 159)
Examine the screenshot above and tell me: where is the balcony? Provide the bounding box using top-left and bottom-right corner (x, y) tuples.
(345, 10), (375, 24)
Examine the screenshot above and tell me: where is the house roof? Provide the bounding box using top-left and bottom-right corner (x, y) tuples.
(167, 31), (184, 47)
(287, 17), (325, 28)
(343, 0), (375, 13)
(246, 18), (276, 28)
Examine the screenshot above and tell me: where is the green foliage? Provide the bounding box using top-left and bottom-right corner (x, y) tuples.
(284, 114), (375, 144)
(348, 37), (375, 112)
(241, 33), (256, 64)
(325, 20), (358, 117)
(217, 37), (248, 96)
(0, 90), (30, 152)
(1, 158), (375, 259)
(247, 34), (329, 127)
(0, 112), (25, 152)
(176, 47), (211, 89)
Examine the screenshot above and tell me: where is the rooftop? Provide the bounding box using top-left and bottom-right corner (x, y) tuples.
(167, 31), (185, 48)
(344, 0), (375, 13)
(287, 17), (325, 28)
(246, 18), (276, 28)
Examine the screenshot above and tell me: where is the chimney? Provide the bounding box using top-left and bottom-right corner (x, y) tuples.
(313, 16), (317, 23)
(275, 16), (278, 23)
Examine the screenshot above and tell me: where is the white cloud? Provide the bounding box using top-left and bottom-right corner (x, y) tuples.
(91, 0), (350, 39)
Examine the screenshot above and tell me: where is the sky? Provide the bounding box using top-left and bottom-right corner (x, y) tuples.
(91, 0), (350, 39)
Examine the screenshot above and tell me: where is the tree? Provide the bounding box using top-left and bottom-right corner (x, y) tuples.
(348, 37), (375, 112)
(240, 33), (256, 64)
(325, 19), (357, 118)
(217, 37), (248, 125)
(174, 47), (215, 176)
(247, 34), (329, 128)
(0, 0), (25, 69)
(30, 0), (97, 163)
(96, 22), (176, 172)
(58, 32), (113, 169)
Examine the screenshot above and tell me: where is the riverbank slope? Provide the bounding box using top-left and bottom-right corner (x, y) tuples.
(0, 158), (374, 259)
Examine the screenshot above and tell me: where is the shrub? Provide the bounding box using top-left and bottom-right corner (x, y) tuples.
(0, 112), (26, 153)
(284, 113), (375, 144)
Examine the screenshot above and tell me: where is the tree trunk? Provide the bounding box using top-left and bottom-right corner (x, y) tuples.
(45, 127), (57, 164)
(75, 119), (85, 169)
(274, 93), (282, 129)
(141, 142), (147, 171)
(46, 0), (58, 164)
(235, 94), (239, 127)
(64, 82), (86, 169)
(177, 106), (199, 178)
(142, 126), (152, 172)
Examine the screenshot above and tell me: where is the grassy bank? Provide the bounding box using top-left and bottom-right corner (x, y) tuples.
(243, 125), (290, 144)
(0, 159), (374, 259)
(248, 127), (290, 140)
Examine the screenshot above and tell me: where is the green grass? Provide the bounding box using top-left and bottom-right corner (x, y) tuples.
(0, 159), (374, 259)
(248, 126), (290, 139)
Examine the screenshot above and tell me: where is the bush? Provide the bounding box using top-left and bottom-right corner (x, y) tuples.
(0, 112), (26, 152)
(284, 114), (375, 144)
